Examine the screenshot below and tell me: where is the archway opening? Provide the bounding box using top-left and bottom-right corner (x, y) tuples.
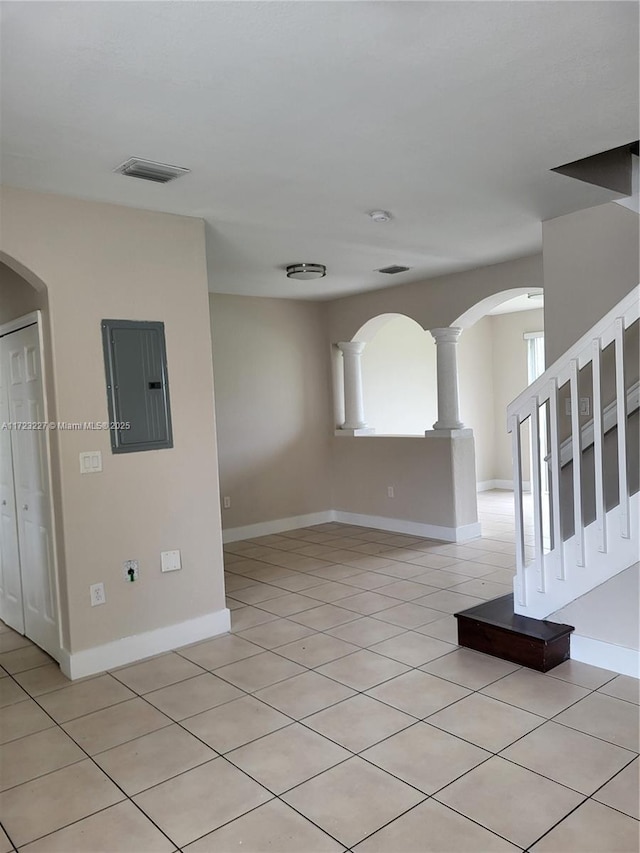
(455, 289), (545, 491)
(358, 314), (436, 435)
(0, 258), (64, 661)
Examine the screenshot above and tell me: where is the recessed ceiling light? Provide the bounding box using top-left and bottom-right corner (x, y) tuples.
(286, 263), (327, 281)
(368, 210), (392, 223)
(114, 157), (190, 184)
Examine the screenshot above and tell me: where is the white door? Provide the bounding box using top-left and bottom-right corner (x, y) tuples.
(0, 344), (24, 633)
(1, 324), (59, 656)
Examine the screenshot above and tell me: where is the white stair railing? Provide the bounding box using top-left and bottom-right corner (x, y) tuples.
(507, 285), (639, 619)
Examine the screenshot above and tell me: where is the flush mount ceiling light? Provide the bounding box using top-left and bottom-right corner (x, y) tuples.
(285, 263), (327, 281)
(378, 265), (410, 275)
(368, 210), (392, 223)
(114, 157), (190, 184)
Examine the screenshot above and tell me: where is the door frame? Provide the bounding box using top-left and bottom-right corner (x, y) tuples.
(0, 310), (63, 662)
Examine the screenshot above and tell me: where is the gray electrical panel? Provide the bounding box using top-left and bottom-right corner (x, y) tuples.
(101, 319), (173, 453)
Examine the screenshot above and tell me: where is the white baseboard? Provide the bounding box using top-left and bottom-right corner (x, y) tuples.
(223, 509), (481, 543)
(334, 511), (482, 543)
(477, 479), (531, 493)
(222, 512), (335, 544)
(59, 609), (231, 680)
(571, 634), (640, 678)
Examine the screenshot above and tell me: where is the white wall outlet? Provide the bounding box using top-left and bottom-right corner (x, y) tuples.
(90, 582), (106, 606)
(387, 486), (395, 498)
(80, 451), (102, 474)
(161, 549), (182, 572)
(223, 496), (231, 509)
(123, 560), (139, 582)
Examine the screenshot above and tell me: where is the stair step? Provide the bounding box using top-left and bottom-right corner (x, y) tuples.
(454, 594), (574, 672)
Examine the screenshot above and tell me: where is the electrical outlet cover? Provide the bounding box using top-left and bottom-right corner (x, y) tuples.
(90, 582), (106, 606)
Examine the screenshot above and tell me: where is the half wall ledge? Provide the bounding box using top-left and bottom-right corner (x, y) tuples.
(331, 432), (479, 541)
(425, 428), (474, 439)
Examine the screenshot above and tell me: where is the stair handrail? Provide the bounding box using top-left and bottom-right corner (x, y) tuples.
(507, 284), (639, 423)
(506, 283), (639, 617)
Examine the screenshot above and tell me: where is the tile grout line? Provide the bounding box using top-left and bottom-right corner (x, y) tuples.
(2, 508), (636, 849)
(110, 626), (638, 847)
(5, 632), (635, 849)
(0, 666), (183, 852)
(0, 629), (549, 849)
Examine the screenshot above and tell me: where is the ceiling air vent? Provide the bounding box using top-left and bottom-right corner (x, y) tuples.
(113, 157), (190, 184)
(377, 265), (410, 275)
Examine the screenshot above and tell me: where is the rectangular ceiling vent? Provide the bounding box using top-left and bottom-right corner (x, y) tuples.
(377, 265), (410, 275)
(114, 157), (190, 184)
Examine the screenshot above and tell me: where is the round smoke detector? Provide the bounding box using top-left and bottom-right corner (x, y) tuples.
(368, 210), (392, 223)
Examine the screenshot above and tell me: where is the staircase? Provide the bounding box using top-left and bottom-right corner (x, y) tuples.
(456, 284), (639, 673)
(507, 284), (639, 621)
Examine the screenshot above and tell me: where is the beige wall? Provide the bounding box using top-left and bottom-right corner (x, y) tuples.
(208, 292), (478, 536)
(331, 435), (477, 531)
(0, 187), (225, 654)
(458, 316), (495, 484)
(491, 308), (545, 483)
(0, 262), (47, 323)
(543, 202), (639, 365)
(210, 294), (333, 529)
(327, 253), (543, 344)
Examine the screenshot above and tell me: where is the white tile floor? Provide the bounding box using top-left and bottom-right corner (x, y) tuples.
(0, 492), (638, 851)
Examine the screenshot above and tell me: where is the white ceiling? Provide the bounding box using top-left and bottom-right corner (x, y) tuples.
(487, 291), (543, 316)
(1, 2), (637, 300)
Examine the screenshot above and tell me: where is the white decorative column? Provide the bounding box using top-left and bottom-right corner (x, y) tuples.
(430, 327), (465, 431)
(336, 341), (374, 435)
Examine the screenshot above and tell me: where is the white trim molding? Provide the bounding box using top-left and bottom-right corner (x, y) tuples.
(571, 634), (639, 678)
(334, 511), (481, 543)
(223, 510), (481, 544)
(223, 512), (335, 544)
(0, 311), (39, 337)
(477, 479), (531, 492)
(59, 609), (231, 680)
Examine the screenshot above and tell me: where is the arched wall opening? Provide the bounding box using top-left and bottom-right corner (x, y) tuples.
(353, 292), (545, 489)
(0, 256), (68, 654)
(457, 290), (545, 489)
(358, 314), (437, 435)
(453, 287), (543, 329)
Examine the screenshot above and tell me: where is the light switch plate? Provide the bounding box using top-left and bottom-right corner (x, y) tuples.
(565, 397), (591, 417)
(161, 549), (181, 572)
(80, 451), (102, 474)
